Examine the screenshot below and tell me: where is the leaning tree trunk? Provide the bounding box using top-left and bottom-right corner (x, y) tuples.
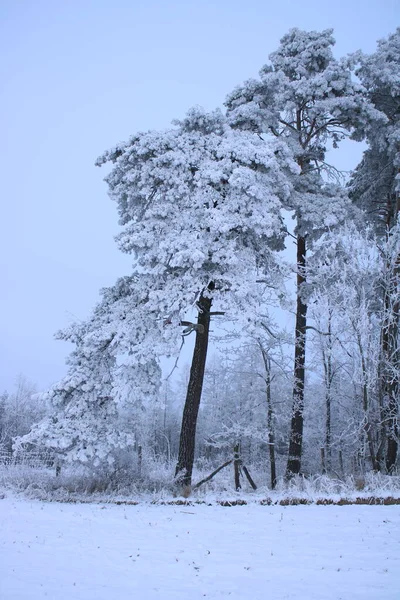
(286, 234), (307, 478)
(175, 293), (212, 490)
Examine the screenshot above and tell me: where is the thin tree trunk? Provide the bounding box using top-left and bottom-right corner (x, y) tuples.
(363, 385), (378, 472)
(376, 355), (387, 470)
(286, 234), (307, 478)
(325, 390), (332, 471)
(234, 442), (241, 491)
(266, 354), (276, 490)
(385, 305), (399, 472)
(383, 256), (400, 473)
(324, 311), (333, 472)
(175, 293), (212, 490)
(339, 449), (344, 478)
(381, 190), (400, 473)
(137, 445), (142, 478)
(357, 330), (379, 472)
(260, 346), (277, 489)
(267, 383), (277, 489)
(321, 447), (326, 474)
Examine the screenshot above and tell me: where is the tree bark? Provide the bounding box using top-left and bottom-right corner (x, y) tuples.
(175, 293), (212, 489)
(286, 234), (307, 478)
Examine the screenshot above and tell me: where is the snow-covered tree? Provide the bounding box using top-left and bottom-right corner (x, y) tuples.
(350, 29), (400, 472)
(0, 375), (43, 452)
(307, 225), (383, 472)
(351, 28), (400, 232)
(96, 106), (296, 487)
(17, 29), (400, 488)
(225, 28), (383, 477)
(16, 320), (134, 469)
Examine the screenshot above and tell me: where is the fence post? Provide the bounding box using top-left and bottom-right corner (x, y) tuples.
(234, 443), (241, 491)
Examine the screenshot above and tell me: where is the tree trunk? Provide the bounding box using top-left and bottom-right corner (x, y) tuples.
(385, 319), (399, 472)
(137, 445), (142, 477)
(263, 351), (276, 490)
(339, 449), (344, 478)
(233, 442), (241, 491)
(321, 447), (326, 474)
(380, 190), (400, 473)
(324, 311), (333, 472)
(357, 330), (379, 472)
(325, 390), (332, 471)
(175, 293), (212, 490)
(260, 345), (277, 489)
(286, 234), (307, 478)
(383, 252), (400, 473)
(242, 465), (257, 490)
(267, 383), (277, 489)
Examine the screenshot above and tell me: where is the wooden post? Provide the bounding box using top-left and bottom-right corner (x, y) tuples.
(234, 443), (241, 491)
(193, 460), (233, 490)
(242, 465), (257, 490)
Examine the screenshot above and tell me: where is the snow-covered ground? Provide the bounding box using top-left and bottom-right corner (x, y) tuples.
(1, 497), (399, 600)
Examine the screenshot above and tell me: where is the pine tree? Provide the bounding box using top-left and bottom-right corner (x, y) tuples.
(225, 28), (382, 477)
(350, 29), (400, 472)
(96, 106), (295, 487)
(17, 320), (134, 468)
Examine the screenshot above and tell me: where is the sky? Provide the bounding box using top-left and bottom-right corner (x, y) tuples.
(0, 0), (399, 393)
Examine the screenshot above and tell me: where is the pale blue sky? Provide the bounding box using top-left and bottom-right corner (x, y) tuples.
(0, 0), (398, 392)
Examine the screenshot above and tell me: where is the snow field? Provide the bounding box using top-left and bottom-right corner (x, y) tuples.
(1, 498), (399, 600)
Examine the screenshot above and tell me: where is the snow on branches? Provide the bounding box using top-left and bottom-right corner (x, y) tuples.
(20, 107), (297, 468)
(16, 320), (134, 468)
(96, 106), (295, 297)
